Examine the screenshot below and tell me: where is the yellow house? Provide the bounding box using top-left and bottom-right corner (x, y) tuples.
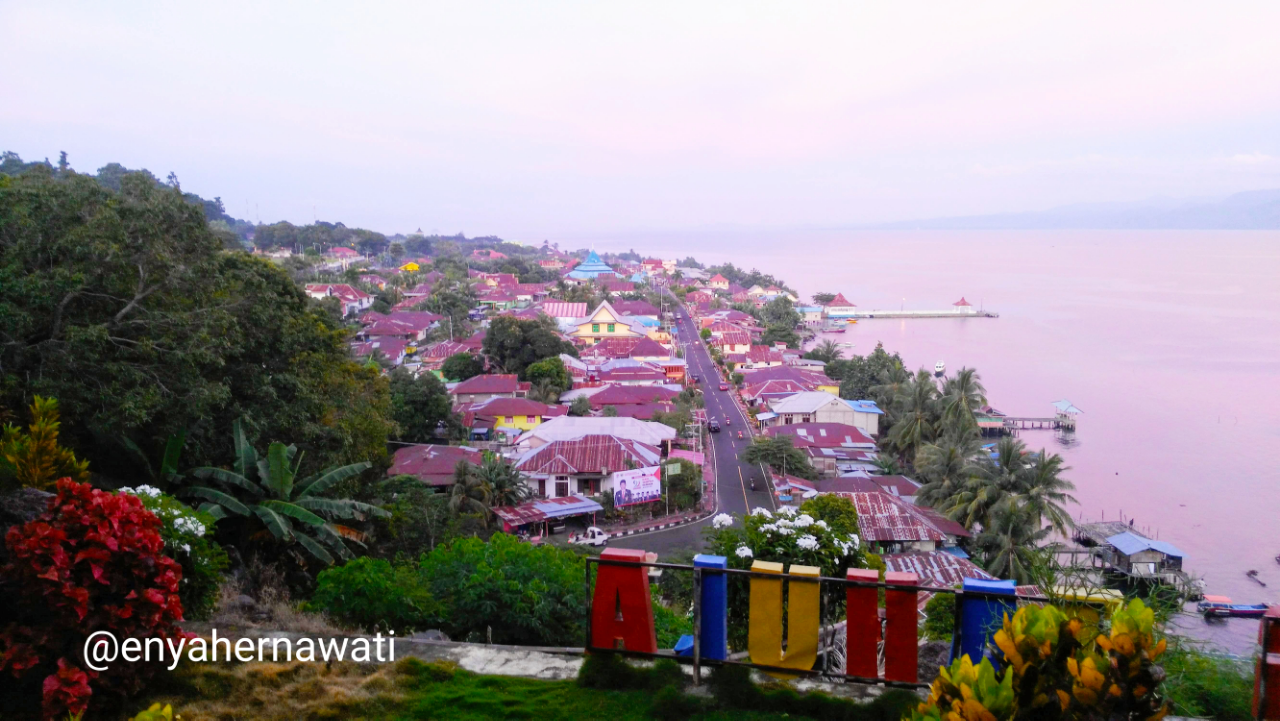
(399, 261), (421, 272)
(817, 382), (841, 395)
(469, 397), (564, 434)
(571, 301), (644, 345)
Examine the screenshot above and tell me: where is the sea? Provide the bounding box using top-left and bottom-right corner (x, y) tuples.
(593, 229), (1280, 654)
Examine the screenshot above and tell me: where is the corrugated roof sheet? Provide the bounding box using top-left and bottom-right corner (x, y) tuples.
(1106, 532), (1184, 558)
(884, 551), (994, 588)
(848, 492), (948, 542)
(514, 435), (662, 476)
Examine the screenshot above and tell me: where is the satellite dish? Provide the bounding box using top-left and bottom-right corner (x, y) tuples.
(802, 490), (818, 499)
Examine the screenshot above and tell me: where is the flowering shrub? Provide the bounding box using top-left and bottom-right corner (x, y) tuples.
(0, 479), (188, 719)
(703, 504), (866, 649)
(0, 396), (90, 491)
(120, 486), (228, 620)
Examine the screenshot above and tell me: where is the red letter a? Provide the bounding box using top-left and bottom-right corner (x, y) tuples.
(590, 548), (657, 652)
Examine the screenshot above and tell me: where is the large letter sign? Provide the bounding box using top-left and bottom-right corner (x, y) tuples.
(590, 548), (657, 653)
(747, 560), (820, 678)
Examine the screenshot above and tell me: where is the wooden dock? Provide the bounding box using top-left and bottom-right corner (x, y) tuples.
(846, 310), (999, 319)
(1003, 415), (1074, 431)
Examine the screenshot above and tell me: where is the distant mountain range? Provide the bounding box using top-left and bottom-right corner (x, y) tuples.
(876, 189), (1280, 230)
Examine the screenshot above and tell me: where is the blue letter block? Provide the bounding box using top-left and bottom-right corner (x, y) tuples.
(693, 554), (728, 661)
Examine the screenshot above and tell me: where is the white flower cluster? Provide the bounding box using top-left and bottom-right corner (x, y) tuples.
(793, 514), (814, 528)
(776, 506), (797, 517)
(759, 523), (777, 534)
(750, 507), (773, 518)
(796, 534), (819, 551)
(119, 485), (162, 498)
(173, 516), (207, 537)
(712, 513), (734, 529)
(814, 519), (829, 530)
(735, 546), (754, 559)
(834, 534), (861, 556)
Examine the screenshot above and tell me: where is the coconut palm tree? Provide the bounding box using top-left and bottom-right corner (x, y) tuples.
(185, 419), (386, 564)
(474, 456), (532, 510)
(807, 339), (843, 364)
(949, 436), (1027, 529)
(1009, 450), (1077, 536)
(884, 369), (940, 462)
(447, 460), (491, 516)
(914, 432), (985, 510)
(975, 503), (1051, 583)
(939, 367), (987, 435)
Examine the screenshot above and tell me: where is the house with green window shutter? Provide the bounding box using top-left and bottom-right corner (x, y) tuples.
(570, 301), (646, 345)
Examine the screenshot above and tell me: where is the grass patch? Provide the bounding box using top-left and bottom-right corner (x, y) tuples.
(1161, 643), (1255, 721)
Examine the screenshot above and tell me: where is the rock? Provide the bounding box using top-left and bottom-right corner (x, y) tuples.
(916, 640), (951, 684)
(0, 487), (54, 527)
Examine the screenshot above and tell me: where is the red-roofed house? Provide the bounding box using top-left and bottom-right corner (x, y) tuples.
(358, 274), (387, 289)
(763, 422), (875, 449)
(823, 293), (858, 318)
(847, 491), (970, 552)
(953, 297), (976, 314)
(711, 330), (751, 354)
(350, 338), (410, 366)
(471, 248), (508, 260)
(461, 396), (567, 438)
(449, 374), (529, 404)
(513, 434), (663, 498)
(305, 284), (374, 316)
(707, 274), (730, 290)
(742, 379), (810, 406)
(326, 246), (360, 259)
(883, 551), (994, 589)
(387, 444), (483, 487)
(586, 384), (680, 410)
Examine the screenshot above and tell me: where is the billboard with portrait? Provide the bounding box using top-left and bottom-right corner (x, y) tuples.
(610, 466), (661, 508)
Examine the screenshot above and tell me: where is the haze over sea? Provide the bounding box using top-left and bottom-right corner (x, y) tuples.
(596, 229), (1280, 653)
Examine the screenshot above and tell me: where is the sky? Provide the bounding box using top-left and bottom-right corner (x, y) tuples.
(3, 1), (1279, 239)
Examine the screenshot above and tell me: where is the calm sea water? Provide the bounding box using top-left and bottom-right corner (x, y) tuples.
(595, 229), (1280, 652)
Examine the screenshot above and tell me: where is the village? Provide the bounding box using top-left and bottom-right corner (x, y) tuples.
(292, 240), (1198, 611)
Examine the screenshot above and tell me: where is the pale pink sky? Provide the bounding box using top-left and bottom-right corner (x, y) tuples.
(2, 2), (1278, 237)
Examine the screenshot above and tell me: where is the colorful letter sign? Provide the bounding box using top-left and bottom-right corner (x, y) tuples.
(590, 548), (657, 653)
(747, 560), (820, 679)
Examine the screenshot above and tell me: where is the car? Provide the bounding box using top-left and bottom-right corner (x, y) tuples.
(719, 383), (729, 391)
(568, 526), (609, 547)
(708, 421), (721, 433)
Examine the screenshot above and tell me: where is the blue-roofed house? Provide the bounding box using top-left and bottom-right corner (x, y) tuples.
(845, 399), (885, 438)
(1104, 531), (1185, 580)
(796, 305), (824, 325)
(566, 250), (615, 280)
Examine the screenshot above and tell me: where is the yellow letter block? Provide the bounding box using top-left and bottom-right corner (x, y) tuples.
(748, 560), (821, 679)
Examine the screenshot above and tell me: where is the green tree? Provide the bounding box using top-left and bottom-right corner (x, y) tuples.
(471, 455), (531, 510)
(185, 420), (388, 564)
(914, 433), (984, 510)
(798, 494), (860, 536)
(760, 296), (799, 328)
(389, 242), (405, 263)
(883, 369), (940, 462)
(568, 395), (592, 417)
(441, 352), (485, 382)
(811, 292), (836, 305)
(699, 328), (712, 341)
(948, 437), (1076, 540)
(418, 533), (587, 645)
(482, 315), (578, 378)
(760, 324), (799, 348)
(602, 405), (619, 417)
(739, 435), (817, 480)
(973, 504), (1051, 583)
(0, 168), (393, 476)
(939, 367), (987, 435)
(838, 344), (905, 402)
(804, 339), (843, 364)
(447, 460), (491, 518)
(525, 356), (572, 397)
(374, 476), (457, 559)
(388, 368), (461, 442)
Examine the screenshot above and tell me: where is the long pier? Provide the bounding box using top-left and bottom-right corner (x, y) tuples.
(1002, 416), (1074, 430)
(849, 310), (999, 319)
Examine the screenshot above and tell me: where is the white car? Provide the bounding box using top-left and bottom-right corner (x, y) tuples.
(568, 526), (610, 547)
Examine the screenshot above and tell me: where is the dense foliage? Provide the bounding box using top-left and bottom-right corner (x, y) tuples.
(0, 480), (187, 719)
(185, 420), (387, 565)
(0, 167), (394, 478)
(481, 315), (578, 378)
(308, 556), (440, 633)
(121, 485), (228, 621)
(739, 435), (817, 480)
(440, 352), (485, 382)
(388, 368), (461, 443)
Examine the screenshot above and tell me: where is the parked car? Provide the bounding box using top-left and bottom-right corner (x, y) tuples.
(548, 519), (567, 535)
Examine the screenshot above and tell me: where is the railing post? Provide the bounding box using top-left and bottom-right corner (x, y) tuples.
(883, 572), (919, 683)
(1256, 606), (1280, 720)
(953, 579), (1017, 665)
(590, 548), (657, 653)
(844, 568), (880, 679)
(693, 554), (728, 662)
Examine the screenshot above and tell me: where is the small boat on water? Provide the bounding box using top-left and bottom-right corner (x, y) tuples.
(845, 318), (858, 325)
(1247, 569), (1267, 587)
(1197, 595), (1271, 618)
(934, 360), (945, 377)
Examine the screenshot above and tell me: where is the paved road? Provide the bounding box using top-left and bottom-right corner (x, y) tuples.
(611, 297), (776, 557)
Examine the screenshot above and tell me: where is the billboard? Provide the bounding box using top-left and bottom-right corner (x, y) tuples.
(610, 466), (661, 508)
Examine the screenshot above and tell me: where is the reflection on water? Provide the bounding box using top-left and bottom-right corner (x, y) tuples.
(598, 229), (1280, 654)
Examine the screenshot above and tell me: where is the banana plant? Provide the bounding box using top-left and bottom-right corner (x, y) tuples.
(184, 419), (388, 564)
